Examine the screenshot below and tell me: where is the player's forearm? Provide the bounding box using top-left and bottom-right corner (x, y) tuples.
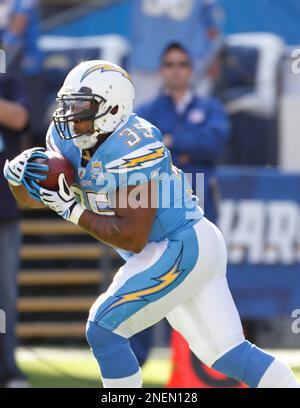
(9, 184), (46, 209)
(78, 210), (145, 253)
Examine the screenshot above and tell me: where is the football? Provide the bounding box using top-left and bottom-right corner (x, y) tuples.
(34, 151), (75, 190)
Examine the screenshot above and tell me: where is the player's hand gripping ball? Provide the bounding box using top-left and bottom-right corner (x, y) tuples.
(39, 173), (84, 224)
(34, 151), (74, 190)
(3, 148), (75, 205)
(22, 150), (75, 202)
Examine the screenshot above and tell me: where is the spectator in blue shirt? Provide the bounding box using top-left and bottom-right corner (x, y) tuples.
(137, 42), (230, 222)
(130, 0), (224, 105)
(130, 42), (230, 367)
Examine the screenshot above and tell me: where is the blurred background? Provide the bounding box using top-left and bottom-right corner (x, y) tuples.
(0, 0), (300, 388)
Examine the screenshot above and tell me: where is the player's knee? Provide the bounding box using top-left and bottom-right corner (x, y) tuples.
(86, 320), (128, 351)
(212, 340), (274, 387)
(86, 320), (140, 380)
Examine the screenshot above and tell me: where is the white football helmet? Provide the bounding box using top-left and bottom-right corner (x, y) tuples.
(53, 60), (135, 149)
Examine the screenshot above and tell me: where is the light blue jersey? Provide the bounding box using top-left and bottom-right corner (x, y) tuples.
(46, 113), (203, 256)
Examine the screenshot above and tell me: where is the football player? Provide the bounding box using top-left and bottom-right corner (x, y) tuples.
(4, 60), (300, 388)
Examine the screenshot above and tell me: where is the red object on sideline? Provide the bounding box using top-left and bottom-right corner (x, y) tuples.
(166, 330), (246, 388)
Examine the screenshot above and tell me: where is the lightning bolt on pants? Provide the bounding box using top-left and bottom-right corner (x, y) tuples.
(88, 217), (244, 355)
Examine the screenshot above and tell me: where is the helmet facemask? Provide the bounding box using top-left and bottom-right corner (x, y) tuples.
(53, 90), (112, 149)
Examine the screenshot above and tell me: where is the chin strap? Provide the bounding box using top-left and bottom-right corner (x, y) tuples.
(73, 131), (99, 150)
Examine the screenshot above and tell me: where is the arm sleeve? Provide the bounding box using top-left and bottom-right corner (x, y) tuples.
(171, 99), (230, 162)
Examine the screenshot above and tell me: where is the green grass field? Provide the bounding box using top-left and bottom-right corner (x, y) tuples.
(17, 347), (300, 388)
(17, 348), (171, 388)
